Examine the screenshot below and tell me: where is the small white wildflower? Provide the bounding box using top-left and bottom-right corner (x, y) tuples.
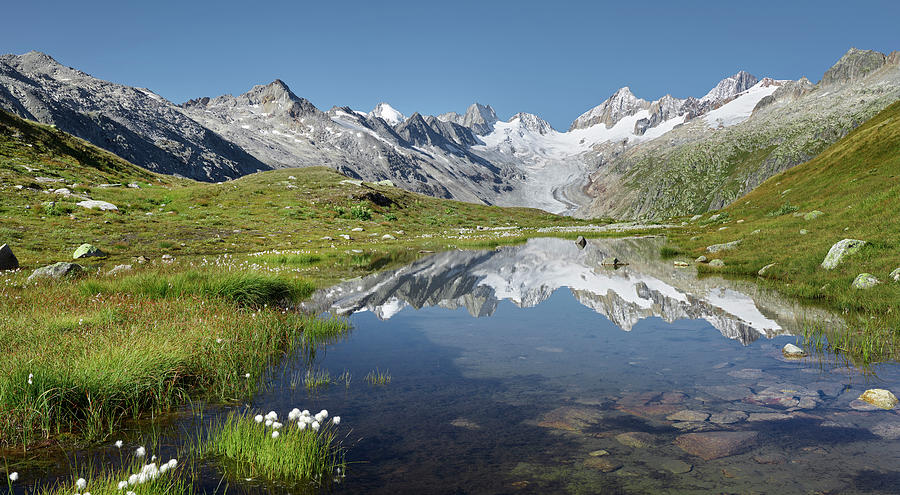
(76, 478), (87, 490)
(265, 419), (273, 427)
(114, 440), (123, 448)
(27, 373), (33, 385)
(271, 430), (279, 439)
(298, 421), (307, 431)
(128, 474), (139, 486)
(159, 464), (169, 474)
(332, 416), (341, 425)
(319, 409), (328, 419)
(135, 446), (146, 458)
(127, 491), (136, 495)
(245, 373), (251, 378)
(167, 459), (177, 469)
(8, 472), (18, 482)
(151, 455), (157, 462)
(117, 480), (128, 489)
(84, 492), (91, 495)
(312, 421), (320, 432)
(288, 408), (301, 421)
(272, 422), (282, 429)
(254, 414), (264, 423)
(266, 411), (278, 421)
(216, 338), (223, 344)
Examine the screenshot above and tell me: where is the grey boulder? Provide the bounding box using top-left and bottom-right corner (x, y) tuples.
(27, 262), (83, 281)
(821, 239), (866, 269)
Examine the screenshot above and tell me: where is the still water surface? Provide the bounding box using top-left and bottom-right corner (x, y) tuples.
(278, 237), (900, 494)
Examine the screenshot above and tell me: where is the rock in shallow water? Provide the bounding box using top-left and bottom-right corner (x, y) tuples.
(870, 421), (900, 440)
(583, 456), (622, 473)
(858, 389), (898, 410)
(674, 431), (758, 460)
(659, 459), (692, 474)
(782, 343), (807, 358)
(615, 431), (656, 448)
(666, 410), (710, 422)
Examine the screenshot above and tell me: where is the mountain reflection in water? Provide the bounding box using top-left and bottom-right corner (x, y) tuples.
(305, 237), (837, 345)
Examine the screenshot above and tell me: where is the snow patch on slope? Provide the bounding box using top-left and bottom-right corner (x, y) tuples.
(703, 81), (780, 128)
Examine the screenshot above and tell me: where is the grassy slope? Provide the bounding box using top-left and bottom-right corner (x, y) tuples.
(0, 111), (607, 450)
(670, 100), (900, 362)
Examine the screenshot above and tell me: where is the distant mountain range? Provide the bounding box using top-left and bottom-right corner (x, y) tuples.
(1, 48), (897, 218)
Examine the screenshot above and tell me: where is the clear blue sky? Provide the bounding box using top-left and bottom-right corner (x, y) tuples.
(2, 0), (899, 130)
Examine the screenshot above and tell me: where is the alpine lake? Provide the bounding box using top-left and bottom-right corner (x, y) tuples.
(11, 237), (900, 494)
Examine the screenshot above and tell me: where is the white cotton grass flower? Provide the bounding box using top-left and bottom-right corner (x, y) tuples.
(271, 430), (280, 439)
(167, 459), (177, 469)
(128, 474), (139, 486)
(114, 440), (123, 448)
(127, 492), (136, 495)
(117, 480), (128, 489)
(8, 472), (18, 482)
(265, 411), (278, 421)
(265, 419), (273, 427)
(27, 373), (33, 385)
(135, 446), (146, 458)
(151, 455), (157, 462)
(288, 408), (301, 421)
(298, 421), (307, 431)
(245, 373), (251, 378)
(254, 414), (264, 423)
(311, 421), (320, 432)
(319, 409), (328, 419)
(332, 416), (341, 425)
(272, 422), (282, 429)
(76, 477), (87, 490)
(84, 492), (91, 495)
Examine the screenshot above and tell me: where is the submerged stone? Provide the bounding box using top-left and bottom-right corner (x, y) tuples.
(674, 431), (758, 460)
(709, 411), (748, 424)
(666, 410), (710, 422)
(574, 236), (587, 249)
(615, 431), (656, 448)
(659, 459), (692, 474)
(537, 406), (602, 431)
(821, 239), (866, 270)
(858, 389), (898, 410)
(870, 421), (900, 440)
(584, 456), (622, 473)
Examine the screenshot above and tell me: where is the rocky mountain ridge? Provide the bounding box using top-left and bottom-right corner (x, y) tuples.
(1, 48), (897, 218)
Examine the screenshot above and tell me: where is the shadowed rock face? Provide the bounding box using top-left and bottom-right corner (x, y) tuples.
(304, 237), (834, 345)
(0, 51), (269, 181)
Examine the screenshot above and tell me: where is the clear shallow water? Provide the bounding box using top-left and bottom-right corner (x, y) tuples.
(10, 237), (900, 494)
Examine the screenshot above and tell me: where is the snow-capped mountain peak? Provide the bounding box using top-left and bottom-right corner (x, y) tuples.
(370, 102), (405, 125)
(508, 112), (554, 135)
(569, 86), (650, 131)
(700, 71), (759, 104)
